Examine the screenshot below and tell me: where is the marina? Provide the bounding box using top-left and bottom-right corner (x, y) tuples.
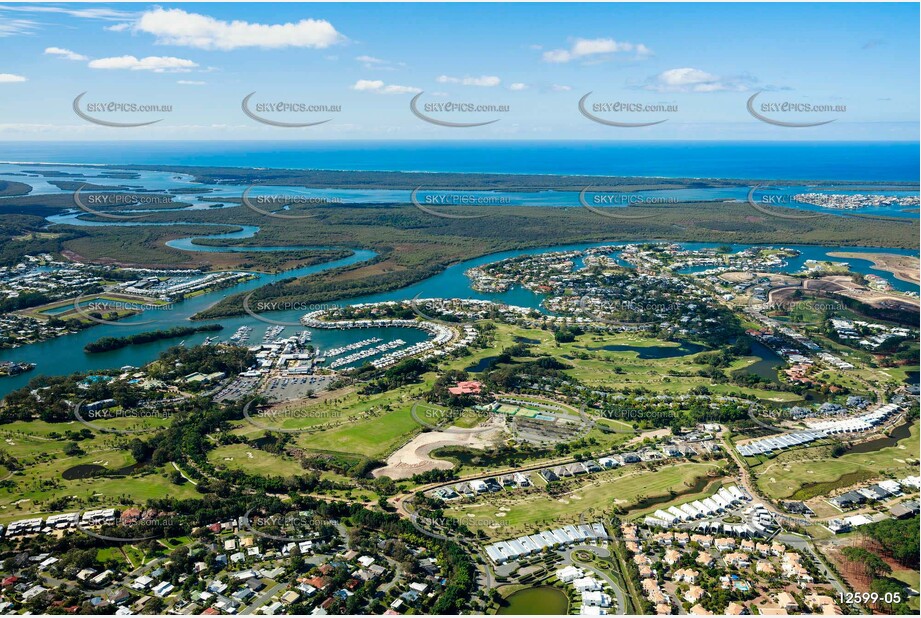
(0, 239), (916, 397)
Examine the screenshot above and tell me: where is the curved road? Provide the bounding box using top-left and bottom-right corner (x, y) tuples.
(560, 545), (627, 615)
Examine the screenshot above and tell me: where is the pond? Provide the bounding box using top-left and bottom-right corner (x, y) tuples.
(587, 341), (706, 359)
(739, 341), (785, 382)
(514, 337), (542, 344)
(465, 356), (505, 372)
(846, 419), (915, 455)
(498, 586), (569, 615)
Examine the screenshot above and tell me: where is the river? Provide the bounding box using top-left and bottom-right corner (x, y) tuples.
(0, 165), (918, 397)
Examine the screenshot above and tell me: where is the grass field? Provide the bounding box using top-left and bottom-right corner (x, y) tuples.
(445, 323), (804, 404)
(0, 418), (196, 523)
(752, 421), (919, 500)
(629, 477), (727, 519)
(208, 443), (305, 477)
(0, 465), (199, 525)
(891, 568), (921, 611)
(227, 383), (429, 460)
(443, 462), (723, 540)
(222, 322), (805, 467)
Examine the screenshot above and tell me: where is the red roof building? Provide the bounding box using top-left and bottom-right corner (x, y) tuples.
(448, 381), (482, 396)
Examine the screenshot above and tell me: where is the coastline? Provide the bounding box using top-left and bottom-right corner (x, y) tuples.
(827, 251), (921, 285)
(92, 163), (921, 189)
(1, 139), (919, 183)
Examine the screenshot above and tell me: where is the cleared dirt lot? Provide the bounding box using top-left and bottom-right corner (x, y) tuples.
(373, 418), (504, 480)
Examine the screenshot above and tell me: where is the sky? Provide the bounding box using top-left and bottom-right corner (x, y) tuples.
(0, 2), (918, 140)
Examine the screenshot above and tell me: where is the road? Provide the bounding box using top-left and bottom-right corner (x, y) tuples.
(723, 436), (858, 609)
(171, 462), (198, 485)
(776, 532), (863, 612)
(560, 545), (627, 615)
(389, 453), (587, 518)
(242, 582), (286, 615)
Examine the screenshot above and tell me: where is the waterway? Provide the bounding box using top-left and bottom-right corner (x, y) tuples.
(0, 166), (918, 397)
(2, 163), (918, 218)
(1, 140), (918, 182)
(1, 233), (917, 397)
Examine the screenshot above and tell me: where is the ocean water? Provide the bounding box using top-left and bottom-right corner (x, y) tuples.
(1, 141), (918, 182)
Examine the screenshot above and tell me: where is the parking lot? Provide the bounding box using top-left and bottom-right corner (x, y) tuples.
(264, 374), (335, 401)
(213, 376), (261, 402)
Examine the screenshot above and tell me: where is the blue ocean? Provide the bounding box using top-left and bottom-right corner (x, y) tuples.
(1, 141), (918, 182)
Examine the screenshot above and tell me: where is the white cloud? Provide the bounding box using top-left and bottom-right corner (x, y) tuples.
(0, 73), (27, 83)
(127, 7), (344, 50)
(436, 75), (500, 87)
(351, 79), (420, 95)
(509, 82), (527, 91)
(646, 67), (754, 92)
(543, 37), (651, 63)
(44, 47), (88, 61)
(0, 5), (132, 21)
(177, 80), (206, 85)
(88, 55), (199, 73)
(552, 84), (572, 92)
(355, 54), (405, 70)
(0, 17), (37, 37)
